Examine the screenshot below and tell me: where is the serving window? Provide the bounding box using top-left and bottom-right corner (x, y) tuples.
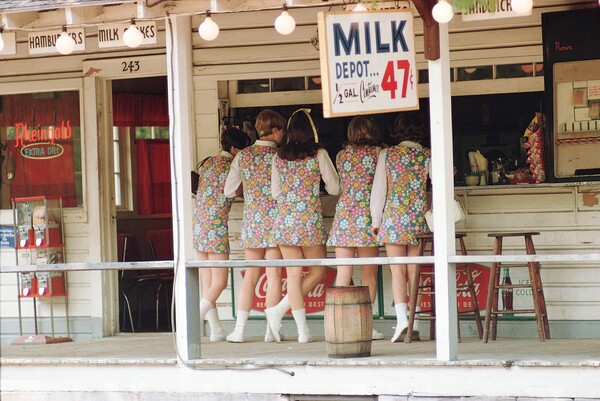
(0, 91), (83, 209)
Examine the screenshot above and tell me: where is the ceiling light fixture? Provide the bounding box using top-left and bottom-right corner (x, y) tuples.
(432, 0), (454, 23)
(275, 4), (296, 35)
(511, 0), (533, 15)
(353, 3), (368, 11)
(0, 27), (5, 53)
(199, 10), (220, 41)
(55, 26), (76, 55)
(123, 18), (144, 48)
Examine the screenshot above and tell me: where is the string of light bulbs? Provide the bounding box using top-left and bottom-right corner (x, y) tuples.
(431, 0), (533, 23)
(0, 0), (387, 53)
(0, 0), (535, 54)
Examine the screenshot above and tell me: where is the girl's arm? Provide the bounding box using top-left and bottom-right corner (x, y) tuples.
(271, 155), (283, 200)
(224, 154), (242, 198)
(317, 149), (341, 195)
(370, 149), (388, 230)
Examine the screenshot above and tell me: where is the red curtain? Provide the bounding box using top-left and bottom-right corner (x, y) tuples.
(2, 92), (80, 207)
(1, 92), (80, 127)
(136, 139), (171, 215)
(7, 140), (77, 207)
(113, 94), (169, 127)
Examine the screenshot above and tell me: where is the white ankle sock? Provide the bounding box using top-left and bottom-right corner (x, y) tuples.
(394, 303), (408, 325)
(205, 308), (225, 333)
(200, 298), (212, 321)
(273, 295), (290, 317)
(291, 308), (310, 336)
(233, 310), (249, 331)
(413, 306), (421, 331)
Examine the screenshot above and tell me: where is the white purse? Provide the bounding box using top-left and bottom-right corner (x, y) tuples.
(424, 197), (465, 232)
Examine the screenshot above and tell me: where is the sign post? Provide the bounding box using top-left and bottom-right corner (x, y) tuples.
(318, 10), (419, 118)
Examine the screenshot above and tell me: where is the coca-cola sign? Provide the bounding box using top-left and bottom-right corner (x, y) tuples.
(241, 267), (337, 314)
(417, 264), (490, 312)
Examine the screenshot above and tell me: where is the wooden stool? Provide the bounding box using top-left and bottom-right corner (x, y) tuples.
(483, 232), (550, 342)
(407, 233), (484, 343)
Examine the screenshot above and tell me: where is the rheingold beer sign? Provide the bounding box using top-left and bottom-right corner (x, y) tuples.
(318, 10), (419, 118)
(14, 121), (72, 160)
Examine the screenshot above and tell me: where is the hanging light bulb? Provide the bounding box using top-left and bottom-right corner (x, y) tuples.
(199, 10), (220, 41)
(353, 2), (368, 11)
(432, 0), (454, 23)
(55, 26), (76, 55)
(275, 4), (296, 35)
(511, 0), (533, 14)
(123, 18), (144, 48)
(0, 27), (5, 53)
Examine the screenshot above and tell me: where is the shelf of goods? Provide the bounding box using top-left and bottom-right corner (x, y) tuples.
(12, 196), (71, 344)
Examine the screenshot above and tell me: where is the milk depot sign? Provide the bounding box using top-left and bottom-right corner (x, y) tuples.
(318, 10), (418, 118)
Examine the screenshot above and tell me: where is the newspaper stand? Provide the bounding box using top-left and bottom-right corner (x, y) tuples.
(12, 196), (71, 344)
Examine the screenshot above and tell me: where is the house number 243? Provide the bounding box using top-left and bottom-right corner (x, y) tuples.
(122, 61), (140, 73)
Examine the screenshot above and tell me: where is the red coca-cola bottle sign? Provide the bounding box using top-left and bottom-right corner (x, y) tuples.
(241, 267), (337, 314)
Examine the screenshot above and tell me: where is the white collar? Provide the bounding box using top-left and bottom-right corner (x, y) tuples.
(254, 140), (278, 149)
(221, 151), (234, 159)
(399, 141), (422, 149)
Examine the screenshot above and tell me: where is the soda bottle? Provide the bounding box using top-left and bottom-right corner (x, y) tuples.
(501, 267), (513, 316)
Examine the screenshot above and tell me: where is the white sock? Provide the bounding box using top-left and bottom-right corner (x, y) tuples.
(200, 298), (212, 321)
(273, 294), (290, 317)
(291, 308), (310, 336)
(206, 308), (225, 333)
(233, 310), (249, 331)
(394, 303), (408, 325)
(413, 306), (421, 330)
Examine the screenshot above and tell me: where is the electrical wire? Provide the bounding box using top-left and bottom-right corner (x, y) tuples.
(0, 1), (363, 33)
(164, 12), (294, 376)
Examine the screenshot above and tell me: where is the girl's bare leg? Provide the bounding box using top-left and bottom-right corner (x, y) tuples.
(226, 248), (264, 343)
(334, 247), (355, 287)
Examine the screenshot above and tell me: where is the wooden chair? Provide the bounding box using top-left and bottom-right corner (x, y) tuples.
(117, 232), (135, 332)
(143, 229), (175, 331)
(407, 233), (484, 342)
(483, 232), (550, 342)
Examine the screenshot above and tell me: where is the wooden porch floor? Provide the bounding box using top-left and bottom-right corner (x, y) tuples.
(2, 333), (600, 366)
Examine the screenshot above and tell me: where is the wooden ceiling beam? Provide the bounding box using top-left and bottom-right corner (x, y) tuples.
(1, 11), (38, 29)
(65, 6), (103, 25)
(412, 0), (440, 60)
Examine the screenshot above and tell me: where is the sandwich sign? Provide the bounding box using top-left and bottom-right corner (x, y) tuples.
(317, 10), (419, 118)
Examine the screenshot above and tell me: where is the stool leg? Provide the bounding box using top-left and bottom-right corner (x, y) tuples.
(484, 237), (502, 342)
(458, 237), (483, 339)
(525, 235), (549, 341)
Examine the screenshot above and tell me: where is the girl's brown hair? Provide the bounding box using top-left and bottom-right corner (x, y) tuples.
(392, 111), (428, 143)
(277, 109), (321, 161)
(255, 109), (286, 138)
(347, 116), (381, 146)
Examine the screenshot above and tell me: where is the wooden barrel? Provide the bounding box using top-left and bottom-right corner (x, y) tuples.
(324, 286), (373, 358)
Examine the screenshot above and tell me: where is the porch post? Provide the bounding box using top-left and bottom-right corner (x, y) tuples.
(165, 14), (201, 360)
(428, 22), (458, 361)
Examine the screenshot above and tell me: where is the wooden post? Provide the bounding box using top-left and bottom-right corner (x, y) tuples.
(428, 21), (458, 361)
(412, 0), (440, 61)
(165, 14), (202, 361)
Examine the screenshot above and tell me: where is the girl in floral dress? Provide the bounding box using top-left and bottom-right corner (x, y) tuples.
(327, 116), (384, 340)
(266, 109), (340, 343)
(195, 127), (250, 341)
(223, 109), (287, 343)
(370, 111), (431, 343)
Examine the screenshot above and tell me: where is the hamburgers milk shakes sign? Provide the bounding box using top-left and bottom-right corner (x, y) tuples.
(318, 10), (418, 117)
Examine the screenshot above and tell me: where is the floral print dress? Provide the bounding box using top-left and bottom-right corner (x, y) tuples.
(379, 145), (430, 246)
(194, 152), (234, 253)
(237, 144), (278, 248)
(327, 145), (380, 248)
(271, 153), (328, 246)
